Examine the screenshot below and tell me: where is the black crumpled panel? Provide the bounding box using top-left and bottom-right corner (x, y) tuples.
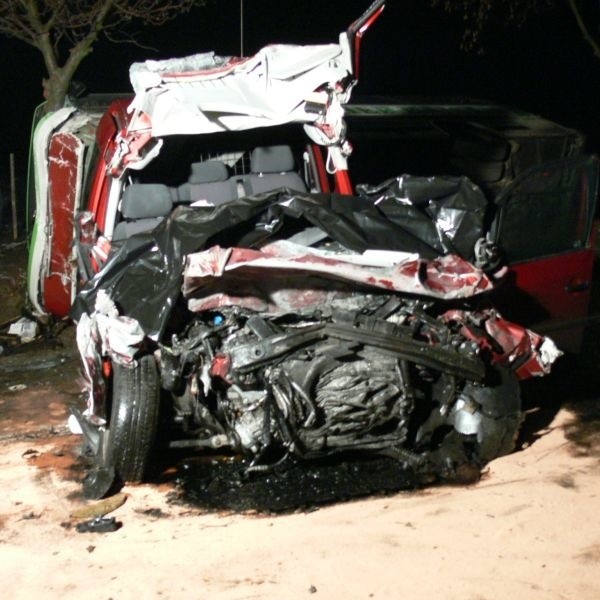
(71, 179), (488, 340)
(356, 175), (488, 260)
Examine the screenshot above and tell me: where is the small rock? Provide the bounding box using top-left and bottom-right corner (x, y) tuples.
(134, 508), (169, 519)
(8, 384), (27, 392)
(20, 512), (40, 520)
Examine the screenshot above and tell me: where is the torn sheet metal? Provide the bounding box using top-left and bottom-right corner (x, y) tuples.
(76, 290), (145, 413)
(183, 241), (493, 315)
(482, 314), (562, 378)
(72, 187), (493, 340)
(43, 131), (85, 316)
(128, 41), (351, 135)
(442, 309), (563, 379)
(113, 35), (354, 175)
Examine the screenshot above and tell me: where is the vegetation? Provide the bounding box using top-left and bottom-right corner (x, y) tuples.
(0, 0), (206, 111)
(431, 0), (600, 60)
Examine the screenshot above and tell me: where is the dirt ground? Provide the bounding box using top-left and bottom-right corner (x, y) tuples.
(1, 237), (599, 599)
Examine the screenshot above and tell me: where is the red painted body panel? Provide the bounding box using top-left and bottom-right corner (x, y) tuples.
(43, 133), (82, 317)
(509, 250), (594, 320)
(335, 169), (354, 195)
(347, 0), (385, 79)
(89, 99), (131, 232)
(493, 248), (595, 352)
(87, 156), (111, 234)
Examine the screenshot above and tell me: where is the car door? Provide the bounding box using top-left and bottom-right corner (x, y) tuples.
(490, 155), (599, 352)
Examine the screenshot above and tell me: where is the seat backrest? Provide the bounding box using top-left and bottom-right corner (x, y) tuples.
(247, 145), (307, 195)
(112, 183), (173, 240)
(177, 160), (237, 205)
(112, 218), (165, 241)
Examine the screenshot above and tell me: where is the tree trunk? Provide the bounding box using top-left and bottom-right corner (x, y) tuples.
(40, 38), (97, 113)
(34, 1), (115, 113)
(43, 70), (71, 112)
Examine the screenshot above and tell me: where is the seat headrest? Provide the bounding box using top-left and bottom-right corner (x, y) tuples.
(189, 161), (229, 184)
(121, 184), (173, 219)
(250, 145), (295, 174)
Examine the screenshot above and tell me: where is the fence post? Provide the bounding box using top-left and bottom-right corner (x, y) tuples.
(10, 153), (17, 240)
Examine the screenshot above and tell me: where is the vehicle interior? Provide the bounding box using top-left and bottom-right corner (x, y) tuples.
(112, 124), (323, 241)
(107, 102), (595, 264)
(344, 101), (586, 199)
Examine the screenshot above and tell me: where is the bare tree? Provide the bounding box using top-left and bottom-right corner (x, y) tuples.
(0, 0), (206, 112)
(431, 0), (600, 61)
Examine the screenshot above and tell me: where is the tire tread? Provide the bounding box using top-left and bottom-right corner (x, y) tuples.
(109, 356), (160, 483)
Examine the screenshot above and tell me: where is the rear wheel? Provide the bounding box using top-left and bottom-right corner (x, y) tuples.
(106, 355), (161, 482)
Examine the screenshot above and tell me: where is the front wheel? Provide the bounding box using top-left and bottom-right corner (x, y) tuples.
(417, 367), (523, 484)
(460, 367), (523, 463)
(105, 355), (161, 483)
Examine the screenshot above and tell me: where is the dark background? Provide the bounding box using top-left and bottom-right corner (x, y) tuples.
(1, 0), (598, 183)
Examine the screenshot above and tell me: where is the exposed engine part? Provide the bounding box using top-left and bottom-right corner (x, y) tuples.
(473, 236), (500, 271)
(160, 295), (515, 474)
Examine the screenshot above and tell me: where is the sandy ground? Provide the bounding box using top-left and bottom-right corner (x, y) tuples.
(1, 237), (599, 599)
(0, 407), (598, 600)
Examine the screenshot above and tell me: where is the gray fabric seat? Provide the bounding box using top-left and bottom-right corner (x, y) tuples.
(177, 160), (237, 205)
(247, 145), (307, 195)
(112, 183), (174, 240)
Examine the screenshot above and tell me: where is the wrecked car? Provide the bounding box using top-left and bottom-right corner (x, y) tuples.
(25, 0), (598, 498)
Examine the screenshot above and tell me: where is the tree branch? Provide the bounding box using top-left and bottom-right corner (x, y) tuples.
(22, 0), (59, 75)
(60, 0), (116, 81)
(0, 0), (206, 110)
(567, 0), (600, 60)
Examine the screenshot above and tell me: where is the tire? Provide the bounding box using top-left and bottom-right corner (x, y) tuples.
(423, 368), (523, 482)
(105, 355), (161, 483)
(467, 367), (523, 463)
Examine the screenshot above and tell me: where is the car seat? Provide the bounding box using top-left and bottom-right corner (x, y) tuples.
(177, 160), (237, 205)
(112, 183), (174, 240)
(247, 145), (307, 195)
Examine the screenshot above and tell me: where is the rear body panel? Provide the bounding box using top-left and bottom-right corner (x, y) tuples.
(26, 101), (115, 317)
(494, 250), (594, 351)
(492, 155), (599, 351)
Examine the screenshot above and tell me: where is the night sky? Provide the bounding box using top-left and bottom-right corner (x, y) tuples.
(1, 0), (598, 183)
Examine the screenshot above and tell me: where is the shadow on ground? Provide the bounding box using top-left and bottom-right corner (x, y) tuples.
(518, 322), (600, 460)
(559, 323), (600, 459)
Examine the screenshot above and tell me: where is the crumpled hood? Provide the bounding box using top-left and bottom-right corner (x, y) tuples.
(72, 182), (490, 341)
